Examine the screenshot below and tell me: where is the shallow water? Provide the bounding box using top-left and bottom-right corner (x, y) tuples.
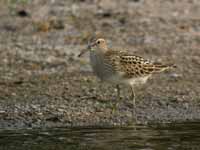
(0, 122), (200, 150)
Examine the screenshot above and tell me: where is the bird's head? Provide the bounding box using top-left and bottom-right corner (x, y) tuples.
(78, 38), (108, 57)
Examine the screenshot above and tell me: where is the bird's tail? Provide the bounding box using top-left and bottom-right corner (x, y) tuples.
(152, 63), (176, 73)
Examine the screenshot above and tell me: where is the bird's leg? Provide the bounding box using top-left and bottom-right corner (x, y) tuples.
(130, 85), (137, 123)
(116, 84), (120, 99)
(112, 84), (120, 114)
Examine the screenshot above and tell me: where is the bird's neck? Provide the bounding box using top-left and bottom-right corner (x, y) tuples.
(97, 46), (109, 54)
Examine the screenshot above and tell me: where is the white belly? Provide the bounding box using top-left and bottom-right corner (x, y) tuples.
(124, 76), (150, 86)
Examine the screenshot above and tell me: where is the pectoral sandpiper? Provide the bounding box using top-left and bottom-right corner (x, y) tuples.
(78, 38), (175, 122)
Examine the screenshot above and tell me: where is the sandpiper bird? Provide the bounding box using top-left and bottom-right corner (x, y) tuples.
(78, 38), (175, 121)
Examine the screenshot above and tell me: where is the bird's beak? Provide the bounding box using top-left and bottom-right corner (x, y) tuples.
(78, 48), (88, 57)
(78, 42), (95, 57)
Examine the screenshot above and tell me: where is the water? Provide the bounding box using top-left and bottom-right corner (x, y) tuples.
(0, 122), (200, 150)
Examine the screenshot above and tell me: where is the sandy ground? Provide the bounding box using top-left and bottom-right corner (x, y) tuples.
(0, 0), (200, 128)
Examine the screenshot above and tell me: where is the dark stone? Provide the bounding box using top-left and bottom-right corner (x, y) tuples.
(17, 10), (30, 17)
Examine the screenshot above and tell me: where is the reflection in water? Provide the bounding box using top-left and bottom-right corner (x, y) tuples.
(0, 122), (200, 150)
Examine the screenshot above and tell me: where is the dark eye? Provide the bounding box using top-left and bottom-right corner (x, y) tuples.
(97, 41), (100, 44)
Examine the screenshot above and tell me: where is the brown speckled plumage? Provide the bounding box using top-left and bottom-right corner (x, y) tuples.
(104, 50), (174, 79)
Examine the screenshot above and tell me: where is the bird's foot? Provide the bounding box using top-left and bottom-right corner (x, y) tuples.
(133, 110), (138, 124)
(111, 101), (119, 114)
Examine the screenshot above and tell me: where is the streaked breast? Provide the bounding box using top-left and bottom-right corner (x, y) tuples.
(89, 51), (116, 81)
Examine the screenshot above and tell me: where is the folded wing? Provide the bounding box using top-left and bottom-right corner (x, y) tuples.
(104, 50), (175, 79)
